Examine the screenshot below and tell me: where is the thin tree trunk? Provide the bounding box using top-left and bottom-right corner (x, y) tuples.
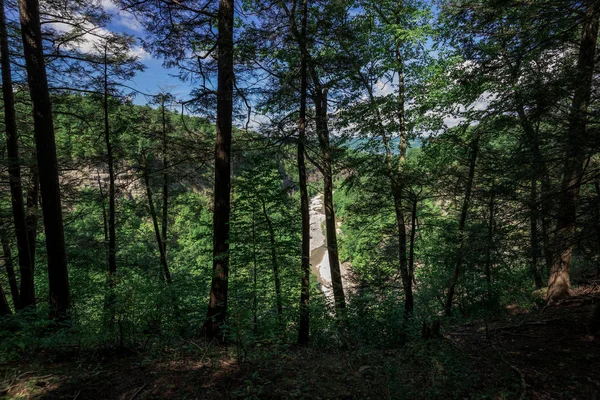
(261, 199), (283, 326)
(19, 0), (69, 319)
(530, 177), (543, 289)
(360, 72), (413, 315)
(204, 0), (234, 341)
(486, 185), (495, 292)
(97, 171), (109, 243)
(2, 235), (20, 310)
(26, 168), (39, 265)
(445, 133), (479, 316)
(296, 0), (310, 345)
(409, 194), (418, 285)
(0, 282), (10, 316)
(595, 179), (600, 277)
(313, 88), (346, 310)
(395, 47), (413, 316)
(548, 3), (599, 301)
(103, 47), (117, 286)
(1, 0), (34, 309)
(252, 210), (258, 334)
(142, 151), (172, 284)
(161, 97), (169, 262)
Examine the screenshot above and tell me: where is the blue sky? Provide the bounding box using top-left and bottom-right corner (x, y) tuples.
(100, 0), (185, 104)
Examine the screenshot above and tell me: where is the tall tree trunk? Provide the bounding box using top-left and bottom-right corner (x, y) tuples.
(252, 210), (258, 334)
(0, 282), (10, 316)
(360, 71), (413, 315)
(261, 199), (283, 326)
(26, 168), (39, 266)
(313, 88), (346, 310)
(204, 0), (234, 340)
(296, 0), (311, 345)
(161, 98), (169, 268)
(486, 185), (495, 292)
(1, 0), (34, 309)
(548, 3), (599, 301)
(395, 46), (413, 316)
(2, 235), (20, 310)
(18, 0), (69, 319)
(445, 133), (479, 316)
(530, 177), (543, 289)
(103, 48), (117, 285)
(142, 152), (172, 283)
(594, 179), (600, 277)
(409, 194), (418, 285)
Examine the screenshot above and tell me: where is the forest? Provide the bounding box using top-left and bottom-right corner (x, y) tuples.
(0, 0), (599, 398)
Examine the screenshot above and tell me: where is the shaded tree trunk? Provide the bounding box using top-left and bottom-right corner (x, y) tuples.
(161, 98), (169, 270)
(26, 168), (39, 266)
(103, 47), (117, 286)
(1, 0), (34, 309)
(18, 0), (69, 319)
(548, 3), (599, 301)
(0, 282), (10, 316)
(204, 0), (234, 340)
(409, 194), (418, 285)
(2, 235), (20, 310)
(313, 88), (346, 310)
(297, 0), (311, 345)
(252, 210), (258, 334)
(445, 133), (479, 316)
(486, 185), (495, 292)
(261, 199), (283, 326)
(530, 177), (543, 289)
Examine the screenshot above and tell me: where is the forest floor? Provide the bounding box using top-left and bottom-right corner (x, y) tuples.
(1, 285), (599, 400)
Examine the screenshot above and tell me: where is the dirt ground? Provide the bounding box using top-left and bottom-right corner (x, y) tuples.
(1, 286), (599, 400)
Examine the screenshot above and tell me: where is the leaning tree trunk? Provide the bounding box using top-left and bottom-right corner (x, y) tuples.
(204, 0), (234, 341)
(1, 235), (20, 310)
(1, 0), (34, 309)
(548, 3), (599, 301)
(314, 88), (346, 310)
(296, 0), (311, 345)
(445, 133), (479, 316)
(142, 152), (172, 283)
(18, 0), (69, 319)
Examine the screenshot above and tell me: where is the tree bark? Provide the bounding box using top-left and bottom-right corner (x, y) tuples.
(252, 210), (258, 334)
(313, 88), (346, 310)
(409, 194), (418, 285)
(18, 0), (70, 319)
(296, 0), (311, 345)
(548, 3), (599, 301)
(261, 199), (283, 326)
(204, 0), (234, 340)
(2, 235), (20, 310)
(1, 0), (34, 309)
(445, 133), (479, 316)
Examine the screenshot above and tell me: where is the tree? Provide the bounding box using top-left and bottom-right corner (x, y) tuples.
(204, 0), (235, 340)
(18, 0), (70, 319)
(0, 0), (34, 310)
(548, 1), (599, 300)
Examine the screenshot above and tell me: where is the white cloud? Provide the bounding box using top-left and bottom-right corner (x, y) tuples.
(100, 0), (144, 33)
